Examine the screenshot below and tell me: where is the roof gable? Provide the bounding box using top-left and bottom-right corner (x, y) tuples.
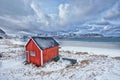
(32, 37), (59, 50)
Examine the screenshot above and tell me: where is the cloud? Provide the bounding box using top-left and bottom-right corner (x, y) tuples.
(103, 0), (120, 20)
(0, 0), (34, 16)
(30, 1), (50, 26)
(0, 0), (119, 37)
(0, 0), (61, 33)
(58, 0), (117, 24)
(58, 4), (70, 24)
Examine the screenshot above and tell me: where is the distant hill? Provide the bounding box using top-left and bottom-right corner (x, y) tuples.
(0, 28), (6, 38)
(54, 33), (104, 39)
(0, 28), (5, 34)
(78, 33), (104, 38)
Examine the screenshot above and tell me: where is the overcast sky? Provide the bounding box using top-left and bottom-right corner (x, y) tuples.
(0, 0), (120, 36)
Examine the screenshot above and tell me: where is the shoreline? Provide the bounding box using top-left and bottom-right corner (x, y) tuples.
(60, 46), (120, 57)
(59, 41), (120, 57)
(59, 41), (120, 49)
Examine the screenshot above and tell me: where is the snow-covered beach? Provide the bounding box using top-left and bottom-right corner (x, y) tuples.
(60, 40), (120, 57)
(0, 39), (120, 80)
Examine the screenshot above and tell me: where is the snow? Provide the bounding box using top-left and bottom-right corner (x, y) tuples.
(60, 41), (120, 57)
(61, 46), (120, 57)
(0, 39), (120, 80)
(9, 39), (25, 45)
(32, 37), (59, 50)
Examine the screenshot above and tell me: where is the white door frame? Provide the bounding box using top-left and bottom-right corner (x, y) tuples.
(41, 50), (43, 66)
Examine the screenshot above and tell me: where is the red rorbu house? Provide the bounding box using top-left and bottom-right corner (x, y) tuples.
(25, 37), (59, 66)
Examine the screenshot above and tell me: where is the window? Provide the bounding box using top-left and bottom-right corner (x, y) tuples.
(30, 51), (35, 56)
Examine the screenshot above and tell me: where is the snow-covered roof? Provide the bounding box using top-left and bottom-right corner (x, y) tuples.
(32, 37), (59, 50)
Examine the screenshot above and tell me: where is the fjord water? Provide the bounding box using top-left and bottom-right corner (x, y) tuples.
(57, 37), (120, 49)
(59, 37), (120, 42)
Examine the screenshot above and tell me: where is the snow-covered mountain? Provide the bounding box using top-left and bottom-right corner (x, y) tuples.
(0, 28), (6, 38)
(0, 28), (5, 34)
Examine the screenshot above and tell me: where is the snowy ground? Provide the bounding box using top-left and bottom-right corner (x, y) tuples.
(0, 39), (120, 80)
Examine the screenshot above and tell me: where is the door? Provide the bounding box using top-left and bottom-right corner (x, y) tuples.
(26, 51), (30, 62)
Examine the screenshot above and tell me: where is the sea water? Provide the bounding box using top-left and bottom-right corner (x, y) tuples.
(57, 37), (120, 49)
(57, 37), (120, 42)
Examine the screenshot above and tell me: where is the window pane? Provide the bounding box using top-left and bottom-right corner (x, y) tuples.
(30, 51), (35, 56)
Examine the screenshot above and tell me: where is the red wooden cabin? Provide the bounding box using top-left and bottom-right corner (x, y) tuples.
(25, 37), (59, 66)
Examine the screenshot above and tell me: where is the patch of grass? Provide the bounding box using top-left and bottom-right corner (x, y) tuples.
(65, 50), (72, 53)
(112, 57), (120, 60)
(66, 64), (72, 68)
(89, 54), (108, 60)
(13, 44), (24, 48)
(80, 59), (93, 68)
(36, 71), (54, 76)
(75, 52), (88, 55)
(80, 60), (90, 65)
